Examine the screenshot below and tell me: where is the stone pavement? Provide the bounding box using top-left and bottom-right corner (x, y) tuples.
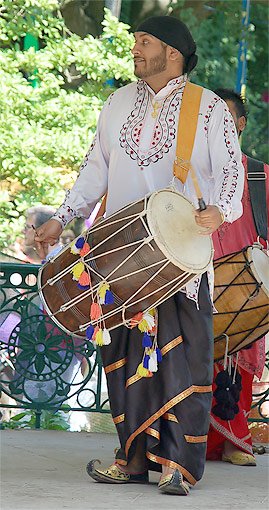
(1, 429), (268, 510)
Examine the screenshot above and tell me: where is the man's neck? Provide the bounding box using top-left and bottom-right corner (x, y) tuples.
(144, 70), (184, 94)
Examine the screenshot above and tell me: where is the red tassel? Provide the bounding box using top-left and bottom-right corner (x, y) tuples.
(90, 302), (102, 321)
(80, 242), (91, 257)
(130, 312), (143, 328)
(79, 271), (91, 287)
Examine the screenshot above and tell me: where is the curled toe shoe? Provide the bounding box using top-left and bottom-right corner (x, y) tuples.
(158, 469), (190, 495)
(222, 451), (256, 466)
(86, 459), (149, 484)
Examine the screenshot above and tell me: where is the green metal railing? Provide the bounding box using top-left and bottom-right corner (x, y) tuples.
(0, 262), (109, 428)
(0, 262), (268, 428)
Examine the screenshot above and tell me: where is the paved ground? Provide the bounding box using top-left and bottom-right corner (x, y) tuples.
(1, 429), (268, 510)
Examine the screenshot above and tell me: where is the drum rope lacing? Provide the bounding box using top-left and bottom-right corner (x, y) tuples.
(214, 246), (268, 356)
(38, 192), (211, 377)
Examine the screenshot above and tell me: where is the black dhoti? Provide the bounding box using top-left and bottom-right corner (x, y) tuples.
(101, 273), (214, 485)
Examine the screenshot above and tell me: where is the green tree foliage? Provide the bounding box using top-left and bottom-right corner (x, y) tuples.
(0, 2), (134, 249)
(0, 0), (267, 250)
(168, 0), (268, 160)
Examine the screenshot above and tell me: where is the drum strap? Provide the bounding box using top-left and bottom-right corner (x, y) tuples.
(173, 81), (203, 184)
(247, 156), (268, 240)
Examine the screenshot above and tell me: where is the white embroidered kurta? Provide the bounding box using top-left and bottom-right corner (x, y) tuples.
(54, 75), (244, 303)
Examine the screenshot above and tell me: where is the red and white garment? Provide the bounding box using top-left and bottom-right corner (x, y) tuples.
(207, 154), (268, 458)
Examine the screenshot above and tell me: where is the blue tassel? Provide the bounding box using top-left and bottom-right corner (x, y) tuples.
(143, 355), (150, 369)
(86, 325), (94, 340)
(104, 290), (114, 305)
(75, 237), (85, 249)
(142, 333), (152, 348)
(77, 283), (90, 290)
(156, 348), (162, 362)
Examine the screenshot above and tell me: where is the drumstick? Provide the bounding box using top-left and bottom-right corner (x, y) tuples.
(189, 164), (207, 211)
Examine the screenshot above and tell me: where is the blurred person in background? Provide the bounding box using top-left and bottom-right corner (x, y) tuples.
(207, 88), (268, 466)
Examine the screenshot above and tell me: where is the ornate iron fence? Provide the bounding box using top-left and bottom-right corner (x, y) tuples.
(0, 262), (109, 428)
(0, 262), (268, 428)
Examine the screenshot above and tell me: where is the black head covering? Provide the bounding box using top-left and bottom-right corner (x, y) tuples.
(135, 16), (198, 73)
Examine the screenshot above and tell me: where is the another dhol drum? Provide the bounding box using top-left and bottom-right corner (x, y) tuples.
(213, 244), (269, 361)
(38, 189), (213, 337)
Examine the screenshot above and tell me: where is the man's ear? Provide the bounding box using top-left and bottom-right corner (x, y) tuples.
(167, 46), (183, 63)
(238, 115), (246, 133)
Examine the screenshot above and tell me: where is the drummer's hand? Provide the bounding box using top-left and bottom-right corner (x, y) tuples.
(195, 205), (224, 235)
(34, 219), (63, 259)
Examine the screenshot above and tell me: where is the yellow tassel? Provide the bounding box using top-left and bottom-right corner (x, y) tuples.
(98, 281), (110, 302)
(95, 329), (104, 346)
(136, 363), (150, 377)
(138, 319), (150, 332)
(70, 242), (80, 255)
(71, 262), (85, 280)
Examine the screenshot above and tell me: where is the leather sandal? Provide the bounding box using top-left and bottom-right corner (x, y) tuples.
(86, 459), (149, 484)
(222, 451), (256, 466)
(158, 469), (190, 495)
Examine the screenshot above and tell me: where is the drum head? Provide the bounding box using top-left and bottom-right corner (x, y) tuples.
(147, 189), (213, 273)
(248, 245), (269, 297)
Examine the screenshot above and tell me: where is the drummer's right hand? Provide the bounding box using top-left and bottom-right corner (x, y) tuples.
(34, 219), (63, 260)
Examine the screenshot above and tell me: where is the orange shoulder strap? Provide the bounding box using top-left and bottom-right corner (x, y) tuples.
(96, 82), (203, 217)
(173, 81), (203, 184)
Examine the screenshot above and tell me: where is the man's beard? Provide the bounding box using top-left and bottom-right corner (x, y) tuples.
(134, 49), (167, 79)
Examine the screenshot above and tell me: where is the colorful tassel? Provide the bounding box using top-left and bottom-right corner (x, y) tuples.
(102, 329), (112, 345)
(86, 325), (94, 340)
(98, 282), (110, 304)
(78, 271), (91, 287)
(138, 319), (150, 333)
(80, 242), (91, 258)
(148, 351), (158, 372)
(95, 329), (104, 346)
(136, 363), (152, 378)
(156, 347), (162, 362)
(77, 283), (90, 290)
(104, 290), (114, 305)
(142, 312), (155, 330)
(90, 302), (102, 321)
(130, 312), (143, 328)
(142, 333), (152, 348)
(71, 262), (85, 280)
(70, 242), (80, 255)
(143, 354), (150, 369)
(75, 237), (85, 249)
(92, 326), (100, 341)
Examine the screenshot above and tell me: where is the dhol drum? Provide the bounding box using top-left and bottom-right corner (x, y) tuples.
(213, 244), (269, 361)
(38, 189), (213, 337)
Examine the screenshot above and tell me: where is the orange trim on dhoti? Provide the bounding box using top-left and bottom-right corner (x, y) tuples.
(104, 357), (127, 374)
(146, 451), (197, 486)
(113, 413), (125, 424)
(145, 427), (160, 440)
(125, 374), (141, 388)
(162, 413), (179, 423)
(125, 385), (212, 462)
(161, 335), (183, 356)
(184, 434), (208, 443)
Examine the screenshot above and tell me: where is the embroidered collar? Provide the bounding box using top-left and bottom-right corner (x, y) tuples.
(139, 74), (188, 100)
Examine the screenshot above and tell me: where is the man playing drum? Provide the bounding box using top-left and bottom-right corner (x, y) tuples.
(207, 89), (269, 466)
(35, 16), (244, 496)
